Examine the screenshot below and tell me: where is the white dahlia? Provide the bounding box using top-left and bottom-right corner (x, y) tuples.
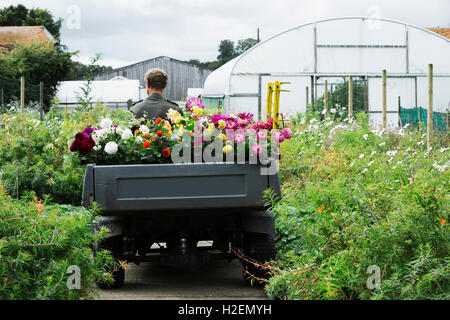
(104, 142), (118, 155)
(121, 129), (133, 140)
(100, 118), (113, 129)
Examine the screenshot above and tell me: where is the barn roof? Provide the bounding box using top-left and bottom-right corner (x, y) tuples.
(427, 28), (450, 39)
(0, 26), (56, 47)
(109, 56), (212, 73)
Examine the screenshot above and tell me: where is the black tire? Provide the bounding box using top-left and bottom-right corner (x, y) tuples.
(96, 238), (125, 289)
(241, 233), (275, 286)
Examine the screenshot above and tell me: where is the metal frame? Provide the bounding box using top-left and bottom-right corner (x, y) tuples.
(205, 17), (449, 118)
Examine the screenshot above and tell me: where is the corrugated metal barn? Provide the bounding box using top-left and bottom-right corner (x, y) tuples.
(94, 56), (212, 101)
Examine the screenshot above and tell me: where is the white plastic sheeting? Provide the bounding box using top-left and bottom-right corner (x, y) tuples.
(57, 80), (140, 104)
(203, 17), (450, 125)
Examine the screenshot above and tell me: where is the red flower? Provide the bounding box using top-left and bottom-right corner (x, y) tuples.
(156, 118), (163, 124)
(75, 133), (85, 141)
(157, 131), (163, 137)
(162, 148), (171, 158)
(79, 141), (91, 156)
(143, 140), (151, 149)
(70, 140), (81, 152)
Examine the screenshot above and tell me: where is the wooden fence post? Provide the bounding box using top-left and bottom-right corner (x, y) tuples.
(306, 86), (309, 112)
(314, 76), (318, 112)
(382, 70), (387, 129)
(20, 76), (25, 117)
(427, 64), (433, 149)
(348, 76), (353, 120)
(39, 82), (44, 121)
(324, 80), (329, 118)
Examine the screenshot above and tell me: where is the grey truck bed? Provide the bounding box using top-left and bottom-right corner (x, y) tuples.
(82, 163), (281, 214)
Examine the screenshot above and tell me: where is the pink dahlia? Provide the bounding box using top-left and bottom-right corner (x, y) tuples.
(186, 97), (205, 111)
(272, 130), (285, 143)
(251, 143), (265, 156)
(234, 132), (246, 144)
(282, 127), (294, 139)
(257, 130), (268, 141)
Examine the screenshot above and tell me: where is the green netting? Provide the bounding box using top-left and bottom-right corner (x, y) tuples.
(400, 106), (448, 132)
(202, 96), (224, 110)
(0, 75), (41, 111)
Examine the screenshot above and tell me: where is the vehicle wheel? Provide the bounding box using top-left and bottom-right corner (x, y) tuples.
(241, 233), (275, 286)
(96, 238), (125, 289)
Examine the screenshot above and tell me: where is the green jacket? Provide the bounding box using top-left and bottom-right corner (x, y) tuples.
(130, 93), (180, 119)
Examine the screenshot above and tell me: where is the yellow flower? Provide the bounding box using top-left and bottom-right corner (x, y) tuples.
(191, 106), (203, 116)
(223, 145), (234, 154)
(163, 121), (172, 131)
(216, 134), (226, 141)
(218, 120), (226, 130)
(167, 109), (181, 123)
(175, 116), (185, 124)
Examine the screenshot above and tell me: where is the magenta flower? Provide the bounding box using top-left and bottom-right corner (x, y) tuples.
(234, 132), (246, 144)
(226, 121), (238, 130)
(210, 114), (227, 126)
(238, 112), (254, 122)
(82, 127), (95, 135)
(272, 130), (285, 143)
(265, 119), (274, 130)
(237, 118), (250, 128)
(186, 97), (205, 111)
(252, 121), (267, 130)
(257, 130), (268, 141)
(251, 143), (265, 156)
(282, 127), (294, 139)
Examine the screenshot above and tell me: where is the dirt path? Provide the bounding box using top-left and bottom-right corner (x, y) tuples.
(95, 260), (268, 300)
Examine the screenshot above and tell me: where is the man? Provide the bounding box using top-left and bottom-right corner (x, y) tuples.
(130, 68), (180, 119)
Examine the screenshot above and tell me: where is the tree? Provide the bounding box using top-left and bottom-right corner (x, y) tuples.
(0, 4), (62, 41)
(217, 40), (236, 65)
(235, 38), (258, 55)
(65, 61), (113, 81)
(0, 41), (75, 109)
(187, 37), (259, 71)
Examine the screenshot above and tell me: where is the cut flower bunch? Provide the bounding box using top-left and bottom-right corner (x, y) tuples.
(70, 97), (294, 165)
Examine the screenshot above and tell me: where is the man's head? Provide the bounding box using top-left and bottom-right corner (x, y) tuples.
(145, 68), (168, 94)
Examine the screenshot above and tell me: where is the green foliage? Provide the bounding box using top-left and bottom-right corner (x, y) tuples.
(0, 193), (114, 300)
(0, 41), (75, 109)
(235, 38), (259, 55)
(217, 40), (236, 65)
(314, 79), (367, 117)
(65, 60), (113, 81)
(187, 38), (258, 70)
(75, 54), (102, 111)
(0, 105), (133, 204)
(266, 114), (449, 300)
(0, 4), (62, 41)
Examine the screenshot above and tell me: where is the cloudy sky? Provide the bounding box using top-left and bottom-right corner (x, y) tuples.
(1, 0), (449, 68)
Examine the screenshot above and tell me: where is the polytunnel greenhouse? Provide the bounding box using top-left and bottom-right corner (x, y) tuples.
(202, 17), (450, 128)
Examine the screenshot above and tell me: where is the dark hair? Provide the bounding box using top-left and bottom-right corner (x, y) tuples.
(145, 68), (168, 90)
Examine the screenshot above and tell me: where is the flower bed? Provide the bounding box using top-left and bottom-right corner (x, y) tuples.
(70, 98), (294, 165)
(265, 113), (449, 300)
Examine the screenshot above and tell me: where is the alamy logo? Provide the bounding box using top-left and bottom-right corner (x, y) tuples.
(66, 5), (81, 30)
(66, 265), (81, 290)
(366, 265), (381, 290)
